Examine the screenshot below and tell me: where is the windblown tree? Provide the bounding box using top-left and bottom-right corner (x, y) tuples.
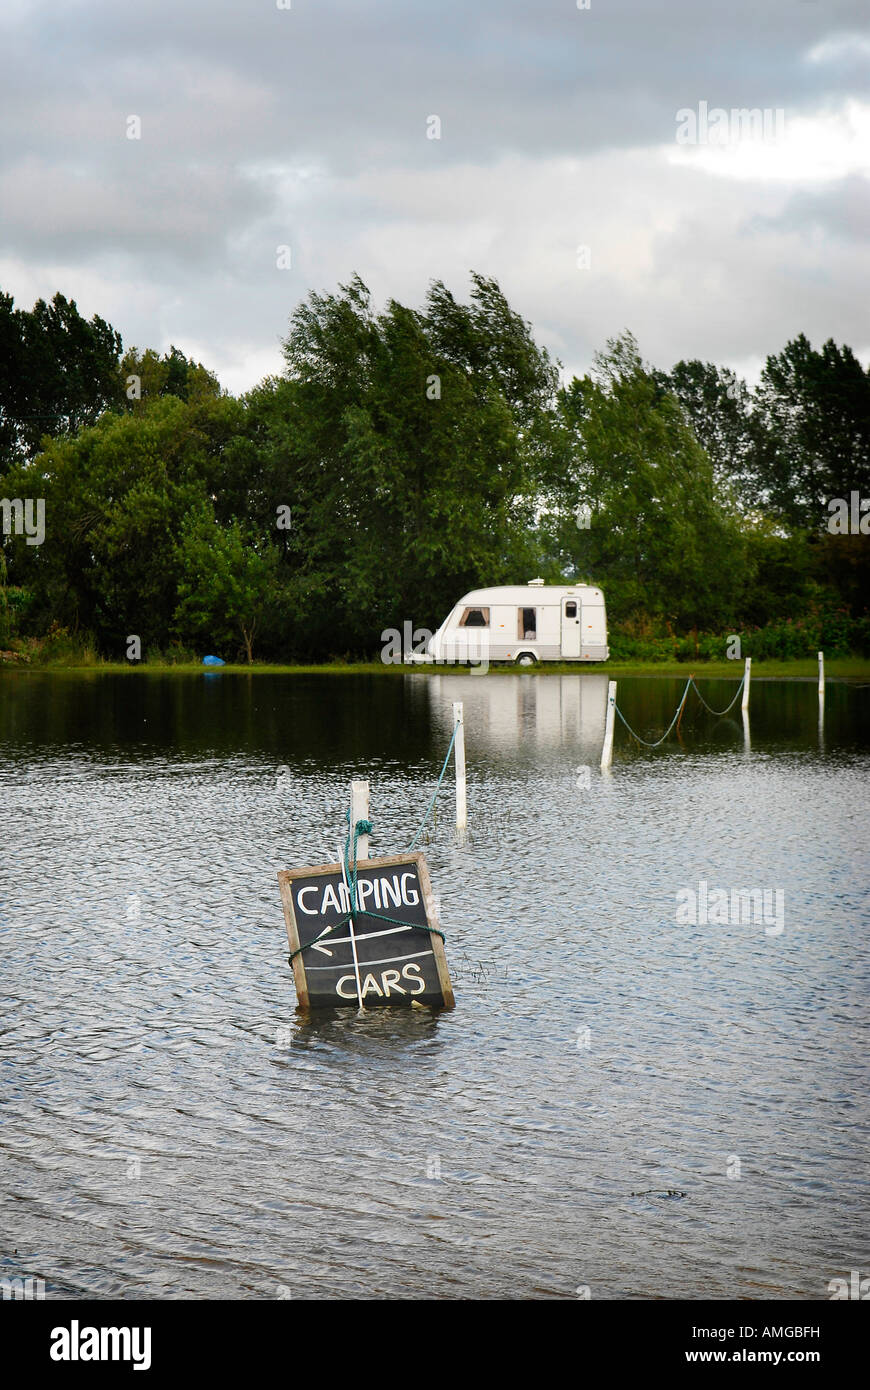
(0, 291), (123, 464)
(538, 333), (748, 631)
(120, 345), (222, 411)
(661, 336), (870, 623)
(2, 275), (866, 662)
(250, 273), (558, 654)
(750, 334), (870, 531)
(0, 293), (20, 468)
(655, 359), (761, 511)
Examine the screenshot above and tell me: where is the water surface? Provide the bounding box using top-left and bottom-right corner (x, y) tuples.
(1, 670), (868, 1299)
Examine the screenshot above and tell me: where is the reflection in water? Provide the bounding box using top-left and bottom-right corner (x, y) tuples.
(288, 1004), (445, 1053)
(742, 707), (751, 756)
(0, 669), (868, 1299)
(421, 673), (608, 754)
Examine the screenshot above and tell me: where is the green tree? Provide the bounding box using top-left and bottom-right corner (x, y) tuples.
(252, 273), (554, 654)
(751, 335), (870, 530)
(539, 333), (748, 631)
(0, 292), (22, 467)
(1, 395), (243, 654)
(656, 358), (762, 510)
(174, 508), (283, 664)
(0, 291), (123, 461)
(120, 345), (222, 411)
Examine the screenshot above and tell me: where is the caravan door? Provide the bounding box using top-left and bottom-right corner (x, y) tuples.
(561, 597), (582, 658)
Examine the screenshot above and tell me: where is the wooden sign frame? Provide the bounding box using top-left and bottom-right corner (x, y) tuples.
(278, 852), (454, 1010)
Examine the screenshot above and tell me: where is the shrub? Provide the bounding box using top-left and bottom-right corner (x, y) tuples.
(29, 624), (98, 666)
(608, 606), (870, 662)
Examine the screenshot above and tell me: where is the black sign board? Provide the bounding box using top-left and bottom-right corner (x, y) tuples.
(278, 852), (454, 1010)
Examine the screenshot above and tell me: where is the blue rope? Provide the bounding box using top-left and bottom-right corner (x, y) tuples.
(614, 678), (692, 748)
(344, 811), (444, 940)
(689, 672), (746, 717)
(343, 809), (373, 912)
(613, 671), (747, 750)
(407, 721), (460, 851)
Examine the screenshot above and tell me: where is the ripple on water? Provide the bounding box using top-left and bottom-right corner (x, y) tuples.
(1, 672), (868, 1298)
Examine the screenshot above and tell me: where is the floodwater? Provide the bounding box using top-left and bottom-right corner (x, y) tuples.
(1, 669), (868, 1300)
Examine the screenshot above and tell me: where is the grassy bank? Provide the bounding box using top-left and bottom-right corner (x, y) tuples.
(2, 657), (869, 679)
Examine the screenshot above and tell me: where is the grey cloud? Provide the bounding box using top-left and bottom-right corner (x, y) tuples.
(0, 0), (867, 391)
(0, 156), (275, 265)
(4, 0), (867, 170)
(760, 174), (870, 242)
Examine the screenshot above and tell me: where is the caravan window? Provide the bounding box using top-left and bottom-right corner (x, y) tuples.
(460, 607), (489, 628)
(518, 607), (537, 639)
(565, 601), (577, 618)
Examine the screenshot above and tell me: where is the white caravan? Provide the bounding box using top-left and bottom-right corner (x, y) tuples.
(421, 578), (608, 665)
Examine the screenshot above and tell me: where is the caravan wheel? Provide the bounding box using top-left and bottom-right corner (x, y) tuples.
(515, 652), (538, 666)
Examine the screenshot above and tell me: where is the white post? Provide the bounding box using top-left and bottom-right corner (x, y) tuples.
(818, 651), (825, 698)
(350, 779), (370, 862)
(452, 702), (467, 834)
(600, 681), (617, 770)
(741, 657), (751, 711)
(344, 780), (369, 1010)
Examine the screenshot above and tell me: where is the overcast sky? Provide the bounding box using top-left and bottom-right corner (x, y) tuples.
(1, 0), (867, 392)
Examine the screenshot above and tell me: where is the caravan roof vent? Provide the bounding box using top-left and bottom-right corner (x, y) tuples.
(528, 577), (545, 586)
